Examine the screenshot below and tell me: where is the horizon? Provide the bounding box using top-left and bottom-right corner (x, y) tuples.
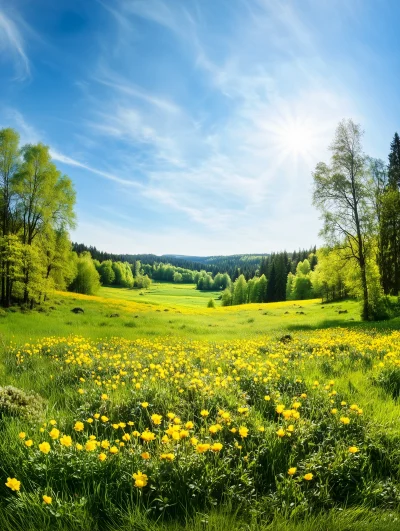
(1, 0), (399, 255)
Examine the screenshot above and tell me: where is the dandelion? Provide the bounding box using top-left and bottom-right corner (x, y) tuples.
(200, 409), (209, 417)
(76, 443), (83, 451)
(101, 416), (109, 422)
(25, 439), (33, 447)
(99, 453), (107, 461)
(19, 432), (26, 439)
(141, 452), (150, 459)
(151, 414), (163, 425)
(85, 440), (97, 452)
(133, 471), (148, 488)
(196, 443), (210, 453)
(211, 442), (223, 452)
(43, 495), (52, 504)
(276, 428), (285, 438)
(304, 473), (313, 481)
(101, 394), (109, 400)
(264, 395), (271, 401)
(288, 467), (297, 476)
(5, 478), (20, 491)
(348, 446), (359, 453)
(49, 428), (60, 440)
(109, 446), (119, 454)
(340, 417), (350, 425)
(160, 453), (175, 461)
(276, 404), (285, 414)
(238, 426), (248, 438)
(39, 442), (51, 454)
(60, 435), (72, 447)
(141, 430), (156, 442)
(141, 402), (149, 408)
(74, 421), (84, 432)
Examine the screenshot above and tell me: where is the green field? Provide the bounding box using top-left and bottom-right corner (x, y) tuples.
(2, 285), (400, 531)
(0, 284), (372, 344)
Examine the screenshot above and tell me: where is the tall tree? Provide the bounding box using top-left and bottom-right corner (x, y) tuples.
(313, 119), (374, 320)
(0, 129), (20, 305)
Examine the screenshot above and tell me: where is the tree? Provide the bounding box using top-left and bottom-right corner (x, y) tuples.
(313, 119), (374, 320)
(0, 129), (20, 305)
(232, 274), (247, 305)
(99, 260), (115, 285)
(15, 143), (76, 302)
(221, 288), (232, 306)
(69, 252), (101, 295)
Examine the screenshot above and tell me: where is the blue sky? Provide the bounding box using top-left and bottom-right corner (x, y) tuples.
(1, 0), (400, 255)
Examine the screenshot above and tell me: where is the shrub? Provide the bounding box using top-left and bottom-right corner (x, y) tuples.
(207, 299), (216, 308)
(0, 385), (45, 422)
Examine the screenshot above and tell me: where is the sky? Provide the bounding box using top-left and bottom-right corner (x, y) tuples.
(1, 0), (400, 256)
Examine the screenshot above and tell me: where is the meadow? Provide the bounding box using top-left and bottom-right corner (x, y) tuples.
(1, 284), (400, 531)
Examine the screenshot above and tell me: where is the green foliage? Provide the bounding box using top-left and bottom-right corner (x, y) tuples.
(0, 385), (45, 422)
(69, 252), (101, 295)
(207, 298), (215, 308)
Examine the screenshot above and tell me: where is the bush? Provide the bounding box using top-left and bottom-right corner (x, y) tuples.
(207, 299), (216, 308)
(0, 385), (45, 422)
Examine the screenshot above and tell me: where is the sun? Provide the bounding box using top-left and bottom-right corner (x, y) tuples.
(268, 115), (321, 167)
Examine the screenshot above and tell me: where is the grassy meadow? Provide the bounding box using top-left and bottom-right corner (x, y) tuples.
(1, 284), (400, 531)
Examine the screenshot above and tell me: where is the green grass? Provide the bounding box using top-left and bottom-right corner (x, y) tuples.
(2, 284), (400, 530)
(0, 284), (378, 345)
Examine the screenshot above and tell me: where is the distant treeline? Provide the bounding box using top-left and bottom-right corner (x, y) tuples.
(72, 243), (316, 281)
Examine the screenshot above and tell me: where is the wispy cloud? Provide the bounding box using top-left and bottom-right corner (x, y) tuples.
(0, 8), (30, 80)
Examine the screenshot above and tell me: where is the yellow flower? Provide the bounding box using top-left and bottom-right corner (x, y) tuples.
(42, 495), (52, 504)
(190, 437), (198, 446)
(101, 394), (109, 400)
(101, 440), (110, 449)
(160, 452), (175, 461)
(151, 414), (163, 425)
(258, 426), (265, 432)
(112, 424), (119, 429)
(200, 409), (209, 417)
(348, 446), (359, 454)
(288, 467), (297, 476)
(85, 440), (97, 452)
(238, 426), (248, 438)
(211, 442), (223, 452)
(141, 452), (150, 459)
(76, 443), (83, 451)
(162, 435), (169, 443)
(60, 435), (72, 447)
(209, 424), (222, 434)
(141, 402), (149, 408)
(167, 412), (176, 420)
(141, 430), (156, 442)
(5, 477), (20, 491)
(39, 442), (51, 454)
(133, 471), (148, 488)
(109, 446), (119, 454)
(303, 473), (313, 481)
(87, 418), (93, 424)
(264, 395), (271, 401)
(122, 433), (131, 442)
(49, 428), (60, 440)
(185, 421), (194, 429)
(25, 439), (33, 447)
(74, 421), (84, 432)
(331, 408), (338, 414)
(276, 404), (285, 414)
(94, 413), (100, 419)
(276, 428), (285, 438)
(78, 389), (85, 395)
(98, 453), (107, 461)
(19, 432), (26, 439)
(49, 420), (57, 426)
(196, 443), (210, 453)
(340, 417), (350, 425)
(101, 416), (109, 422)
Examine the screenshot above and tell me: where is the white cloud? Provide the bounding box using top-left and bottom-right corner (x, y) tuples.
(0, 8), (30, 80)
